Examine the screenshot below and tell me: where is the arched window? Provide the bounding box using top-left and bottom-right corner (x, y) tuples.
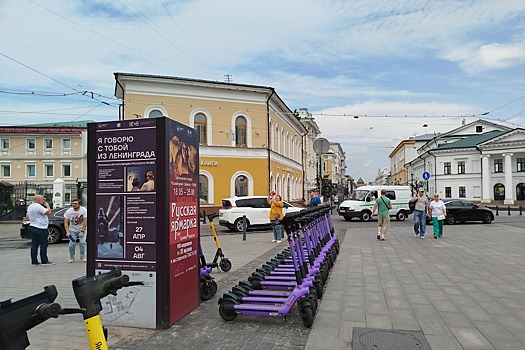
(516, 183), (525, 201)
(194, 113), (207, 145)
(235, 116), (247, 147)
(494, 183), (505, 200)
(148, 109), (163, 118)
(199, 175), (209, 203)
(235, 175), (248, 196)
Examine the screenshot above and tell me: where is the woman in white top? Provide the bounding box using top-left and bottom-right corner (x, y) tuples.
(428, 193), (447, 239)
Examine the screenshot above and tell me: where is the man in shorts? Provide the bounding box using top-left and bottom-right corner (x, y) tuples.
(371, 189), (392, 241)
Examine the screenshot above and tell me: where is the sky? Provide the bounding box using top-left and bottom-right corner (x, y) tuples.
(1, 0), (525, 182)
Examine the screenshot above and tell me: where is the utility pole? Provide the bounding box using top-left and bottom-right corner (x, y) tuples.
(224, 74), (232, 83)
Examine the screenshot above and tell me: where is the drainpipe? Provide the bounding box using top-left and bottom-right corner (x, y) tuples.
(428, 150), (437, 194)
(115, 75), (125, 121)
(266, 89), (275, 193)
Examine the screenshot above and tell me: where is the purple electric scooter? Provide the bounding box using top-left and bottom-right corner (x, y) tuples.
(218, 210), (316, 327)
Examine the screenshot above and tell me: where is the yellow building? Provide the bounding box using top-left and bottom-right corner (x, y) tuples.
(114, 73), (306, 213)
(0, 123), (88, 207)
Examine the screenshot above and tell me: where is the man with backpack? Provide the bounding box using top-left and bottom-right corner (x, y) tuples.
(371, 189), (392, 241)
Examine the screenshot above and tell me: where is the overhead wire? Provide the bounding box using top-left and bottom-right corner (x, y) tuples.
(29, 0), (216, 75)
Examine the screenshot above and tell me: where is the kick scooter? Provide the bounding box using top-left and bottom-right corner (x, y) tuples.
(204, 213), (232, 272)
(218, 211), (316, 327)
(0, 267), (142, 350)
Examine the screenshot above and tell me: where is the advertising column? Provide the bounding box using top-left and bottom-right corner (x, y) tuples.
(89, 119), (158, 328)
(88, 118), (200, 329)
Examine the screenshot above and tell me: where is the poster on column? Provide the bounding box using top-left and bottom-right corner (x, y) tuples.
(167, 119), (200, 324)
(93, 119), (158, 328)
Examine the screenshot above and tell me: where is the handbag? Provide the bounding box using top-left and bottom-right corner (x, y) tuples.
(437, 214), (445, 221)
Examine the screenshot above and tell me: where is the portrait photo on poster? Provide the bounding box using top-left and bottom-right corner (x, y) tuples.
(169, 124), (198, 180)
(96, 195), (124, 259)
(127, 166), (156, 192)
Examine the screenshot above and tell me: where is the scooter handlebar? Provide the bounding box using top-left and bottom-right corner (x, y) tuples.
(35, 302), (61, 319)
(104, 275), (130, 294)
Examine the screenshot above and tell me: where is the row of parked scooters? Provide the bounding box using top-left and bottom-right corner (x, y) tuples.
(218, 204), (339, 327)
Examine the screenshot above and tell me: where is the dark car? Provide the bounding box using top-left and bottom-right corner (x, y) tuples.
(20, 206), (72, 244)
(441, 198), (494, 225)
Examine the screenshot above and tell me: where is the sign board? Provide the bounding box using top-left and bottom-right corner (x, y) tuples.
(87, 118), (199, 329)
(422, 171), (430, 181)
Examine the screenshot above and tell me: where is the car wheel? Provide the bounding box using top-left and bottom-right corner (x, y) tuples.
(234, 218), (249, 232)
(396, 210), (407, 221)
(47, 226), (62, 244)
(482, 213), (493, 224)
(445, 214), (455, 225)
(360, 211), (371, 222)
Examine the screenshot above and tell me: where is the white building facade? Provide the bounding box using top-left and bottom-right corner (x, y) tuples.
(406, 120), (525, 204)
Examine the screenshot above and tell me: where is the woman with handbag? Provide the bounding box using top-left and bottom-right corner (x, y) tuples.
(268, 192), (284, 243)
(429, 193), (447, 239)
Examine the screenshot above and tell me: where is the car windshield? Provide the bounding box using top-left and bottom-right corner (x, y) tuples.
(354, 190), (369, 201)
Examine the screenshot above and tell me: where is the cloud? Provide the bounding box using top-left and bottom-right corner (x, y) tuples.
(443, 41), (525, 73)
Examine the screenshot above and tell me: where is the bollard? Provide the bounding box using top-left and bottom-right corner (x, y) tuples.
(520, 206), (523, 216)
(495, 205), (499, 216)
(242, 215), (247, 241)
(508, 206), (511, 216)
(202, 211), (206, 224)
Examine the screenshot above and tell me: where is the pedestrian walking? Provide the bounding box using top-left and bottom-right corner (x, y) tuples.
(268, 192), (284, 243)
(429, 193), (447, 239)
(410, 188), (429, 239)
(309, 189), (321, 207)
(64, 199), (88, 263)
(26, 195), (55, 266)
(371, 189), (392, 241)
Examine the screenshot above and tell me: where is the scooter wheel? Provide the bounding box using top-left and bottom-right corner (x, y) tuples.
(219, 300), (238, 321)
(200, 280), (218, 301)
(219, 259), (232, 272)
(314, 281), (323, 299)
(300, 304), (314, 328)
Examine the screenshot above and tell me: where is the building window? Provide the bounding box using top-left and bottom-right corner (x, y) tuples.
(1, 139), (9, 150)
(199, 175), (208, 203)
(62, 138), (71, 149)
(445, 187), (451, 198)
(235, 116), (247, 147)
(459, 186), (466, 198)
(235, 175), (248, 196)
(44, 138), (53, 149)
(476, 125), (483, 133)
(27, 164), (36, 178)
(62, 164), (71, 177)
(44, 164), (54, 177)
(518, 158), (525, 172)
(494, 159), (503, 173)
(444, 162), (451, 175)
(458, 161), (465, 174)
(1, 165), (10, 178)
(27, 138), (36, 150)
(148, 109), (163, 118)
(194, 113), (207, 146)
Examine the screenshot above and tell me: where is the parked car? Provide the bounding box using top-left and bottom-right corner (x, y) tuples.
(20, 206), (71, 244)
(219, 196), (303, 232)
(441, 198), (494, 225)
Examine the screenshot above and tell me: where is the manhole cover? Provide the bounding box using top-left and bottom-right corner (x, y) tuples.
(352, 328), (431, 350)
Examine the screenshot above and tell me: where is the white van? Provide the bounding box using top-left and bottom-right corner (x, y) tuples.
(337, 185), (412, 221)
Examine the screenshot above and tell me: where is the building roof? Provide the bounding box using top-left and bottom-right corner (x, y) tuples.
(22, 120), (94, 128)
(356, 177), (364, 184)
(435, 130), (506, 150)
(409, 133), (438, 141)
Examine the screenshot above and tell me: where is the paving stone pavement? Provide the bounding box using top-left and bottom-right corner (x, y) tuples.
(2, 215), (525, 349)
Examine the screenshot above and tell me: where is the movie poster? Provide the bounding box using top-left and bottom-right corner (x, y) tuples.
(93, 119), (158, 328)
(167, 120), (200, 323)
